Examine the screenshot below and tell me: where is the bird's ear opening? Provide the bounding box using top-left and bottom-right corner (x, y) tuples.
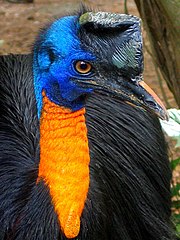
(37, 48), (56, 70)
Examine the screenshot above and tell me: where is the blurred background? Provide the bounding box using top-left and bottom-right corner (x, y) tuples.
(0, 0), (179, 235)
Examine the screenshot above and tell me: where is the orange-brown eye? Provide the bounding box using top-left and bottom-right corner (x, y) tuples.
(75, 61), (92, 74)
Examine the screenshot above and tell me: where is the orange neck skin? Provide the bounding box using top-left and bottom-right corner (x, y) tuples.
(38, 93), (90, 239)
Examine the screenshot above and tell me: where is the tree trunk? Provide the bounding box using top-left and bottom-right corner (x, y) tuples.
(134, 0), (180, 107)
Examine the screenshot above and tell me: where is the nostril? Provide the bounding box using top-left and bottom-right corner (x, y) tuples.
(146, 100), (158, 108)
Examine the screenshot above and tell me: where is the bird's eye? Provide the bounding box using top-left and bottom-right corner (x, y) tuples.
(74, 61), (92, 74)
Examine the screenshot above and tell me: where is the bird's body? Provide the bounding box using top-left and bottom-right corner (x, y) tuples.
(0, 9), (174, 240)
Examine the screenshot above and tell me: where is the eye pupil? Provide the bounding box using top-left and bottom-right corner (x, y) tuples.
(80, 62), (88, 70)
(75, 60), (92, 74)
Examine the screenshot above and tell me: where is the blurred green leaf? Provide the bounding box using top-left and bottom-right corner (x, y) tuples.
(172, 214), (180, 238)
(171, 184), (180, 197)
(176, 223), (180, 238)
(172, 200), (180, 209)
(160, 109), (180, 147)
(170, 157), (180, 171)
(168, 109), (180, 124)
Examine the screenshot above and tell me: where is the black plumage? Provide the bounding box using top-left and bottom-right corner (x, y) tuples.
(0, 53), (174, 239)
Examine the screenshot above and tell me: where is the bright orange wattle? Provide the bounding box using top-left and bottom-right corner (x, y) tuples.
(38, 93), (90, 239)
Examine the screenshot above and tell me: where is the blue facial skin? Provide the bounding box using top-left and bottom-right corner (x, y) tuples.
(33, 16), (95, 118)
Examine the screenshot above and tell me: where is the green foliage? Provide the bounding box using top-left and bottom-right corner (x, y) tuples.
(173, 213), (180, 239)
(170, 157), (180, 171)
(172, 200), (180, 210)
(171, 157), (180, 237)
(171, 184), (180, 199)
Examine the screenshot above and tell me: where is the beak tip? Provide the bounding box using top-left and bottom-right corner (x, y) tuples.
(163, 113), (169, 122)
(158, 109), (169, 121)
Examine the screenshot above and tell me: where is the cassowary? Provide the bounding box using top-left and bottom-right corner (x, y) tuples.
(0, 8), (174, 240)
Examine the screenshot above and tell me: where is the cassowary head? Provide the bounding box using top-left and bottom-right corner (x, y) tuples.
(33, 10), (168, 119)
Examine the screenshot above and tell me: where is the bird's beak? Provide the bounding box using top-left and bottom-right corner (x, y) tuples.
(77, 77), (168, 121)
(101, 79), (168, 120)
